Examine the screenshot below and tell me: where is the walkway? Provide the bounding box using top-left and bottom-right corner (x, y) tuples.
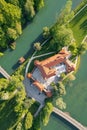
(24, 51), (55, 104)
(0, 0), (66, 75)
(0, 0), (80, 75)
(34, 103), (45, 117)
(0, 66), (10, 79)
(25, 51), (54, 75)
(53, 107), (87, 130)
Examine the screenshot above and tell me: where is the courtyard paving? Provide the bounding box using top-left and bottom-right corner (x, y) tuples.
(23, 77), (47, 104)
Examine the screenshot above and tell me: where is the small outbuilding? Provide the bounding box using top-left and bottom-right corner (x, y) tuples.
(33, 81), (44, 92)
(19, 57), (25, 64)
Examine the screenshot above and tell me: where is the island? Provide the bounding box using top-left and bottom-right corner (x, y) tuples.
(0, 0), (87, 130)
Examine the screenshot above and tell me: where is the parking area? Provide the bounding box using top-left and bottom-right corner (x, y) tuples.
(24, 63), (66, 104)
(32, 63), (66, 89)
(23, 77), (47, 104)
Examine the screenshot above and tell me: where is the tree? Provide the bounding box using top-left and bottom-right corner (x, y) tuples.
(0, 92), (9, 100)
(50, 25), (75, 51)
(0, 52), (4, 57)
(0, 78), (9, 90)
(57, 0), (74, 25)
(34, 42), (41, 50)
(16, 122), (22, 130)
(0, 72), (36, 129)
(15, 22), (22, 35)
(24, 112), (33, 129)
(6, 0), (19, 6)
(0, 0), (21, 49)
(0, 13), (5, 25)
(7, 28), (17, 40)
(34, 0), (44, 11)
(43, 26), (50, 39)
(42, 102), (53, 126)
(58, 82), (66, 95)
(10, 42), (16, 50)
(51, 82), (58, 91)
(68, 42), (78, 56)
(23, 98), (34, 109)
(68, 73), (76, 81)
(0, 27), (7, 49)
(56, 97), (66, 110)
(32, 115), (41, 130)
(60, 72), (66, 79)
(25, 0), (35, 20)
(0, 0), (45, 50)
(77, 42), (87, 55)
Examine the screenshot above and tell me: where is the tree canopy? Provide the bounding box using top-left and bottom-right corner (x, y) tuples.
(0, 0), (45, 50)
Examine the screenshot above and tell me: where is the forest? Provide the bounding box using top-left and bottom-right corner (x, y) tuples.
(0, 0), (87, 130)
(0, 0), (44, 50)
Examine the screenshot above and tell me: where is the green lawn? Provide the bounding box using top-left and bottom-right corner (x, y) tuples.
(70, 5), (87, 43)
(0, 97), (40, 130)
(28, 41), (55, 72)
(0, 99), (18, 130)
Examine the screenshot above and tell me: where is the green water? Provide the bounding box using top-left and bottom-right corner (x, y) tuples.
(42, 1), (87, 130)
(1, 0), (86, 130)
(42, 113), (78, 130)
(43, 53), (87, 130)
(0, 0), (67, 74)
(0, 0), (81, 74)
(63, 53), (87, 126)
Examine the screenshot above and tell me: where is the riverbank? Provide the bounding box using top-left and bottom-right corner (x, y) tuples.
(0, 0), (66, 75)
(42, 52), (87, 130)
(1, 0), (86, 130)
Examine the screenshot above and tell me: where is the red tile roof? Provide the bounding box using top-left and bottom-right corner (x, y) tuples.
(27, 73), (32, 78)
(45, 91), (52, 97)
(34, 48), (75, 79)
(33, 81), (44, 91)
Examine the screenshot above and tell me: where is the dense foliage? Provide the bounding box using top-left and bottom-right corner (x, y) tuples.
(74, 0), (87, 13)
(49, 0), (75, 52)
(31, 101), (53, 130)
(0, 0), (87, 130)
(42, 0), (87, 56)
(0, 75), (34, 130)
(41, 102), (53, 126)
(0, 0), (44, 50)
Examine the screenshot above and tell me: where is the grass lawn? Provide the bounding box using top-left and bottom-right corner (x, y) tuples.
(28, 40), (55, 72)
(70, 5), (87, 43)
(0, 99), (18, 130)
(0, 97), (40, 130)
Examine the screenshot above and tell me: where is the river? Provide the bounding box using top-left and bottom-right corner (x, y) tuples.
(1, 0), (86, 130)
(0, 0), (67, 74)
(42, 53), (87, 130)
(42, 1), (87, 129)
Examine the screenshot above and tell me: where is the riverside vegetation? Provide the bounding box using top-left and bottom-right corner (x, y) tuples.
(0, 0), (87, 130)
(0, 0), (44, 50)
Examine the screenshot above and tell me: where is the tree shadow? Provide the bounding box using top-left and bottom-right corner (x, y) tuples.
(12, 33), (44, 71)
(12, 62), (20, 70)
(52, 112), (78, 130)
(0, 73), (4, 78)
(71, 7), (87, 27)
(80, 19), (87, 32)
(24, 33), (43, 59)
(0, 98), (17, 130)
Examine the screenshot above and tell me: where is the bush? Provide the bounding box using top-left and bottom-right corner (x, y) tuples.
(34, 42), (41, 50)
(56, 97), (66, 110)
(43, 26), (50, 39)
(24, 112), (33, 129)
(10, 42), (16, 50)
(0, 52), (4, 57)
